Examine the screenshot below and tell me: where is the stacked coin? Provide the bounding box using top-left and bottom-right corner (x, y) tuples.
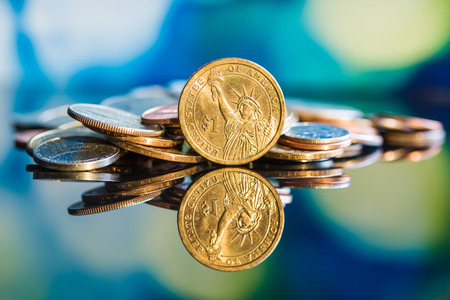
(67, 160), (208, 215)
(66, 103), (204, 164)
(266, 123), (351, 162)
(370, 113), (446, 148)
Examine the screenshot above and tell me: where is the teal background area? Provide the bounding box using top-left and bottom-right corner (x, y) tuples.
(0, 0), (449, 299)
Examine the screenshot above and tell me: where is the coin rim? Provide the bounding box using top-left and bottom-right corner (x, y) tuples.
(68, 103), (163, 137)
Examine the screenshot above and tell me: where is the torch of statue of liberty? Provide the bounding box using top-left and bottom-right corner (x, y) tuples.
(208, 68), (276, 160)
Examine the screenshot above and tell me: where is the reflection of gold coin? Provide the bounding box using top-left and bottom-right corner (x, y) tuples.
(179, 58), (285, 165)
(178, 168), (284, 271)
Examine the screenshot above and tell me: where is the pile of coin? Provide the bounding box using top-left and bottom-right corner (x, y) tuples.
(12, 57), (447, 272)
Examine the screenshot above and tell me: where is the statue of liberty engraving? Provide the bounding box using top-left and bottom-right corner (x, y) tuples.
(208, 68), (276, 161)
(206, 171), (273, 262)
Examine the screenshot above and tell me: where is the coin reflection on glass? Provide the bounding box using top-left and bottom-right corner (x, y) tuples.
(178, 168), (284, 271)
(278, 174), (351, 189)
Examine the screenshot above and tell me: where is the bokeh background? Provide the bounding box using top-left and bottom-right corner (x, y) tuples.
(0, 0), (449, 299)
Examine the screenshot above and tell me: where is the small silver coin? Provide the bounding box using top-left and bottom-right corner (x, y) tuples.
(282, 122), (351, 144)
(33, 136), (122, 171)
(68, 104), (163, 137)
(13, 105), (73, 130)
(26, 125), (101, 156)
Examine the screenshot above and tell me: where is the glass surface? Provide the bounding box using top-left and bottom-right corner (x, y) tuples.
(2, 94), (449, 300)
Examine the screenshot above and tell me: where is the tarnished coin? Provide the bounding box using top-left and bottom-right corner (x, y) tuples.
(265, 144), (344, 162)
(108, 138), (205, 163)
(33, 136), (122, 171)
(278, 174), (351, 189)
(179, 58), (285, 165)
(68, 190), (162, 216)
(26, 125), (100, 156)
(101, 95), (178, 115)
(68, 104), (163, 137)
(178, 168), (284, 271)
(280, 122), (351, 145)
(141, 104), (179, 125)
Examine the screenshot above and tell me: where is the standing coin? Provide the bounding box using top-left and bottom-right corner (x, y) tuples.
(68, 104), (163, 137)
(33, 136), (122, 171)
(178, 168), (284, 271)
(179, 58), (285, 165)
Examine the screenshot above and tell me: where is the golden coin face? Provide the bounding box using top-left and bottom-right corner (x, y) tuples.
(178, 168), (284, 271)
(179, 58), (285, 165)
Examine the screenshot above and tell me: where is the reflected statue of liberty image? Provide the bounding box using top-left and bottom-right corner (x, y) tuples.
(208, 69), (276, 160)
(206, 171), (273, 262)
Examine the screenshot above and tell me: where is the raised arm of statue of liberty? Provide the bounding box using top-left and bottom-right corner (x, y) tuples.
(208, 69), (237, 124)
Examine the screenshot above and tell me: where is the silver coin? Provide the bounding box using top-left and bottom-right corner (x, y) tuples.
(33, 136), (123, 171)
(100, 95), (177, 115)
(282, 122), (351, 144)
(13, 105), (73, 130)
(26, 125), (101, 156)
(286, 98), (364, 120)
(67, 104), (163, 137)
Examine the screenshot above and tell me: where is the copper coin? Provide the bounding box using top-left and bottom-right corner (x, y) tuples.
(278, 137), (352, 151)
(382, 130), (445, 147)
(14, 129), (46, 149)
(141, 104), (179, 125)
(265, 144), (344, 162)
(371, 113), (443, 131)
(278, 174), (351, 189)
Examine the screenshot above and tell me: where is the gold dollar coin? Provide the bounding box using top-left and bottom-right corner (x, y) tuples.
(179, 58), (285, 165)
(178, 168), (284, 271)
